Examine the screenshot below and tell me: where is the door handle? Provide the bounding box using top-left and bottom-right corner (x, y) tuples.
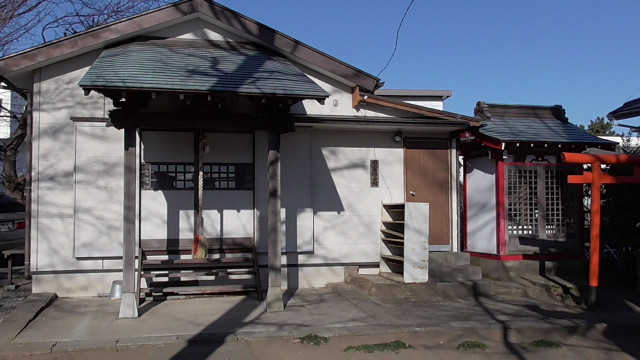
(410, 191), (416, 196)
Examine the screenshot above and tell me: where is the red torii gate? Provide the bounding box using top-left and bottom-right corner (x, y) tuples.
(562, 152), (640, 308)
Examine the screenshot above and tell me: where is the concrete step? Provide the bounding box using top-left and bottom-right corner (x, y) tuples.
(429, 252), (471, 268)
(347, 274), (413, 298)
(347, 274), (496, 300)
(429, 265), (482, 282)
(436, 279), (493, 298)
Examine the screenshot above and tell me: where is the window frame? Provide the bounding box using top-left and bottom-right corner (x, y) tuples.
(140, 161), (254, 191)
(504, 163), (580, 240)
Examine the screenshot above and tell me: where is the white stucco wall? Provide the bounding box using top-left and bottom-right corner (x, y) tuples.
(30, 51), (119, 296)
(272, 128), (405, 289)
(465, 157), (497, 254)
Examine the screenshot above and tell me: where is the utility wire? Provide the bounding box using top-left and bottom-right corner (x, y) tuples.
(624, 82), (640, 102)
(376, 0), (415, 78)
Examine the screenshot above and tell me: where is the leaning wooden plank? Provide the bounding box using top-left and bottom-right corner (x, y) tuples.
(380, 228), (404, 238)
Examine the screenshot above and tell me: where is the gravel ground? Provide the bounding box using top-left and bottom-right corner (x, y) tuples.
(0, 266), (30, 323)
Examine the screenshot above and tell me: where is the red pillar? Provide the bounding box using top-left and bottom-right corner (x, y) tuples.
(588, 161), (601, 307)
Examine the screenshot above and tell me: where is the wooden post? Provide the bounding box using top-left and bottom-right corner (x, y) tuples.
(119, 127), (138, 319)
(266, 130), (284, 311)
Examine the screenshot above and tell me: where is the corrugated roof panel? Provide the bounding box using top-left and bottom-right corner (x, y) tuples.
(79, 39), (330, 98)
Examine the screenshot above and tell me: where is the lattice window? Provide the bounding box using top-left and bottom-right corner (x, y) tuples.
(505, 165), (577, 239)
(545, 168), (566, 237)
(506, 167), (538, 235)
(141, 162), (254, 191)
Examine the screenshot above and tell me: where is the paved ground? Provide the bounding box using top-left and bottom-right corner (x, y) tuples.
(0, 272), (639, 359)
(3, 329), (639, 360)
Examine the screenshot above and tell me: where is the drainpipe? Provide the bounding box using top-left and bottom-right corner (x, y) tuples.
(24, 90), (33, 279)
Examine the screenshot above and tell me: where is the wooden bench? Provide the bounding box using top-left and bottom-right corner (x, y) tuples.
(138, 238), (263, 300)
(2, 246), (25, 286)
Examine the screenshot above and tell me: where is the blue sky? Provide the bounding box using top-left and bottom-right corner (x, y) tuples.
(217, 1), (640, 127)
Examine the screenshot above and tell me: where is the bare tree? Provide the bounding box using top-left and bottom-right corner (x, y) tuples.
(0, 0), (173, 204)
(1, 0), (174, 56)
(0, 79), (27, 204)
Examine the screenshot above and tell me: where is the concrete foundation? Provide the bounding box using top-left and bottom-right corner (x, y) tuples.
(471, 256), (585, 281)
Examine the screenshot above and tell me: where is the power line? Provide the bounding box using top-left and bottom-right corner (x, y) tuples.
(376, 0), (415, 78)
(624, 82), (640, 102)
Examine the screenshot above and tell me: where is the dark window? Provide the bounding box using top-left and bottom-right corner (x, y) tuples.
(141, 162), (254, 191)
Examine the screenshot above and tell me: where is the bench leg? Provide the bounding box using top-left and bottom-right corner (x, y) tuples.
(7, 256), (13, 286)
(252, 248), (264, 301)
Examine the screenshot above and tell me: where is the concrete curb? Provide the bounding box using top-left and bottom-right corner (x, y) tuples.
(0, 321), (636, 357)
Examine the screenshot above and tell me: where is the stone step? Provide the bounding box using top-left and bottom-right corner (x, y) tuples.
(347, 274), (495, 300)
(429, 252), (471, 267)
(429, 265), (483, 282)
(436, 279), (493, 298)
(348, 274), (413, 298)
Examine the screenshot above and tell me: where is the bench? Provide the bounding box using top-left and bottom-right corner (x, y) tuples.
(138, 237), (263, 300)
(2, 246), (25, 286)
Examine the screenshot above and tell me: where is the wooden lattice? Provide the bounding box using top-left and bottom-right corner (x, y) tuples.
(505, 165), (576, 239)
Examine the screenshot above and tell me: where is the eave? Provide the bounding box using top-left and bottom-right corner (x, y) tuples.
(351, 86), (479, 125)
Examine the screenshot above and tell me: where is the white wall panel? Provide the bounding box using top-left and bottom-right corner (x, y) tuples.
(141, 191), (194, 239)
(466, 157), (497, 254)
(35, 218), (76, 271)
(281, 128), (313, 252)
(148, 18), (246, 42)
(74, 123), (124, 257)
(311, 129), (404, 264)
(203, 191), (253, 238)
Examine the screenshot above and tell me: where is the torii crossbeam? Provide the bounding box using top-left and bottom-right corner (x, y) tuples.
(562, 152), (640, 308)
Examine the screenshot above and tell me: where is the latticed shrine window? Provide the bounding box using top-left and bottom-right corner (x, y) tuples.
(140, 162), (254, 191)
(505, 165), (578, 239)
(506, 167), (538, 235)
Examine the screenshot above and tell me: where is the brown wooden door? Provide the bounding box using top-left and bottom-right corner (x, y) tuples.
(405, 140), (451, 249)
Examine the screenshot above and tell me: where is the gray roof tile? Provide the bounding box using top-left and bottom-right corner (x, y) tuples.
(79, 39), (330, 98)
(479, 117), (613, 143)
(474, 102), (614, 145)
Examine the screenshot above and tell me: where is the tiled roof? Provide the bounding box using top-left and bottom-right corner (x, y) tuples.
(474, 102), (615, 144)
(79, 39), (330, 99)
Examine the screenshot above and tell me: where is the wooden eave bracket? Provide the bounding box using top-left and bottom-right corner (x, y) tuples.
(352, 86), (361, 108)
(351, 86), (479, 125)
(476, 135), (504, 150)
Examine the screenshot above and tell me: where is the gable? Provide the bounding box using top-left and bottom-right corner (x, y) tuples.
(0, 0), (379, 92)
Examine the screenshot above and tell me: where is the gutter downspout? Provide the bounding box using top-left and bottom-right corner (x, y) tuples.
(24, 90), (32, 279)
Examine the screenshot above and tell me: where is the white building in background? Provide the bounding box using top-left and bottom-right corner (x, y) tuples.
(0, 86), (25, 138)
(0, 86), (27, 196)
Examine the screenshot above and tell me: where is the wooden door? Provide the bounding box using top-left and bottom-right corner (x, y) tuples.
(405, 140), (451, 250)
